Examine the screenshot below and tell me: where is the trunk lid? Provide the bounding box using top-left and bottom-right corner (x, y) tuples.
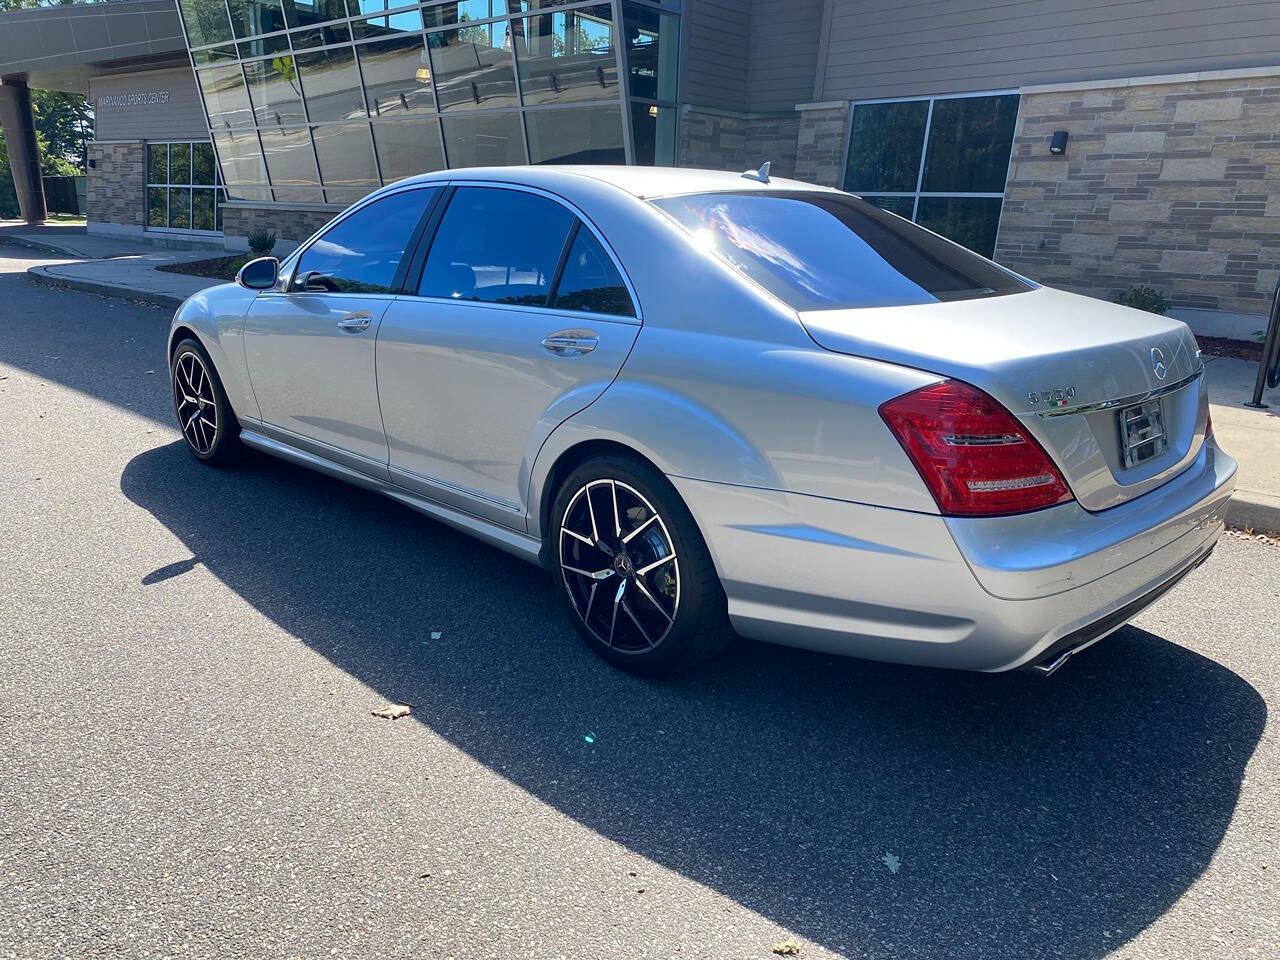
(800, 286), (1207, 511)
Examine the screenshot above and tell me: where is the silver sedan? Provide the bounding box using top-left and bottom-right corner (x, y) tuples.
(169, 166), (1236, 676)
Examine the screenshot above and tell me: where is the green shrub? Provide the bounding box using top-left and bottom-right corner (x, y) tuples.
(247, 229), (277, 256)
(1112, 285), (1170, 315)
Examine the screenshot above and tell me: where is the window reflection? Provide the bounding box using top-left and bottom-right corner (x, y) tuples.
(312, 122), (380, 202)
(243, 56), (308, 126)
(357, 34), (436, 116)
(351, 8), (424, 38)
(440, 112), (524, 166)
(429, 25), (518, 111)
(621, 2), (678, 103)
(372, 119), (447, 182)
(283, 0), (350, 27)
(630, 101), (674, 165)
(512, 5), (616, 106)
(921, 95), (1019, 194)
(296, 46), (367, 121)
(526, 104), (624, 164)
(197, 63), (256, 129)
(178, 0), (234, 47)
(213, 129), (272, 200)
(258, 126), (321, 200)
(423, 1), (508, 29)
(225, 0), (289, 39)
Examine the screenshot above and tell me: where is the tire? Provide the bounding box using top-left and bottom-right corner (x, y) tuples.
(552, 454), (733, 676)
(170, 338), (242, 466)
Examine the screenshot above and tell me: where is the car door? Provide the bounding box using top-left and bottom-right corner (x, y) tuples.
(377, 184), (641, 528)
(242, 186), (438, 473)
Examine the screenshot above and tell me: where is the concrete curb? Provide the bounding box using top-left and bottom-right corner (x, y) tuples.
(26, 263), (185, 310)
(1226, 491), (1280, 535)
(2, 234), (96, 259)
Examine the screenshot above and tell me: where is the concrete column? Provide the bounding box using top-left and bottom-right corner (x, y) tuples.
(0, 78), (47, 225)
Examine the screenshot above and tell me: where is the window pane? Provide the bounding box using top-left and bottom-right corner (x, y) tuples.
(921, 94), (1019, 194)
(176, 0), (234, 47)
(312, 122), (380, 200)
(212, 129), (272, 200)
(651, 191), (1028, 311)
(243, 56), (307, 126)
(291, 23), (353, 48)
(423, 0), (507, 27)
(621, 3), (678, 103)
(193, 45), (239, 67)
(193, 142), (217, 185)
(419, 186), (573, 304)
(526, 104), (624, 164)
(258, 126), (320, 198)
(169, 187), (193, 228)
(198, 64), (256, 129)
(357, 34), (436, 116)
(513, 6), (617, 106)
(297, 46), (367, 121)
(630, 101), (675, 165)
(843, 100), (928, 194)
(862, 195), (913, 218)
(147, 187), (167, 227)
(440, 112), (524, 166)
(148, 144), (168, 184)
(429, 26), (518, 111)
(351, 9), (424, 39)
(193, 189), (217, 231)
(554, 227), (632, 316)
(372, 119), (446, 182)
(238, 34), (291, 58)
(296, 188), (434, 293)
(914, 196), (1004, 259)
(283, 0), (349, 28)
(226, 0), (288, 38)
(170, 144), (192, 184)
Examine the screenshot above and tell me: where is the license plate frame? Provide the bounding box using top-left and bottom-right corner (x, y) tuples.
(1118, 398), (1167, 468)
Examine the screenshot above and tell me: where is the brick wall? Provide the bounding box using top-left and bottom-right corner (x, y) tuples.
(996, 74), (1280, 316)
(220, 203), (338, 252)
(794, 103), (850, 187)
(86, 140), (145, 229)
(679, 108), (800, 178)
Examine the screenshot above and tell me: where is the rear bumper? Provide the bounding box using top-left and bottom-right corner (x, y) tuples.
(671, 438), (1236, 673)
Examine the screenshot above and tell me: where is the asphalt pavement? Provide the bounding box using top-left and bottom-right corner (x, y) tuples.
(1, 246), (1276, 960)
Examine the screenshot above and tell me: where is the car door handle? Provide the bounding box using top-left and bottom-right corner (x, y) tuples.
(540, 332), (598, 357)
(337, 311), (372, 332)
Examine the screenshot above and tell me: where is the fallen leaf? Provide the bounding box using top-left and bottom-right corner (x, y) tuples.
(372, 703), (411, 720)
(882, 852), (902, 874)
(772, 940), (803, 956)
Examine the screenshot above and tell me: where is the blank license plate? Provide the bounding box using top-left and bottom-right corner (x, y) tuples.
(1118, 399), (1167, 468)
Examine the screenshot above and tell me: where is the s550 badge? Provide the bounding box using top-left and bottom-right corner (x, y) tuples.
(1028, 386), (1076, 407)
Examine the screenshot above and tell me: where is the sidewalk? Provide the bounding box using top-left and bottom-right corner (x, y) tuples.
(2, 224), (1278, 531)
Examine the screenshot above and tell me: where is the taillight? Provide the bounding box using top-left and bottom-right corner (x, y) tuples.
(879, 380), (1073, 516)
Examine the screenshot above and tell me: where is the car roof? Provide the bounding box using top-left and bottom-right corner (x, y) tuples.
(393, 165), (838, 199)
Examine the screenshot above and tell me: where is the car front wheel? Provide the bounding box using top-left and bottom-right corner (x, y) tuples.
(171, 338), (241, 466)
(552, 455), (732, 675)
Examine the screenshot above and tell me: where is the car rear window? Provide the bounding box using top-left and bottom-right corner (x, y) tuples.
(650, 190), (1032, 311)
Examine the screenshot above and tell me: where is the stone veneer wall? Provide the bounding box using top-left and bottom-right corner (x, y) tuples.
(86, 140), (145, 230)
(679, 107), (799, 178)
(794, 102), (851, 188)
(220, 203), (339, 252)
(996, 73), (1280, 316)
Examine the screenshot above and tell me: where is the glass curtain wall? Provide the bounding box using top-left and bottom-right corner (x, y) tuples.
(175, 0), (682, 205)
(842, 92), (1019, 258)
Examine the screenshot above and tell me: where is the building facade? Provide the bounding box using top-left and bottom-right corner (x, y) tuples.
(4, 0), (1280, 333)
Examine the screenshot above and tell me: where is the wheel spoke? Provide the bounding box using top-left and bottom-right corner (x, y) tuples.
(586, 483), (600, 542)
(561, 526), (594, 547)
(610, 480), (622, 538)
(564, 564), (615, 581)
(621, 513), (658, 544)
(621, 598), (653, 648)
(584, 582), (598, 623)
(633, 578), (674, 624)
(636, 553), (676, 576)
(608, 577), (626, 647)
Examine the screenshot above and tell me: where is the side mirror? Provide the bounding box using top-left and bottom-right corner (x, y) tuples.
(236, 256), (279, 290)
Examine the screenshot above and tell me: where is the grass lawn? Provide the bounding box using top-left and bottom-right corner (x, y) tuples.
(156, 254), (255, 281)
(45, 213), (87, 225)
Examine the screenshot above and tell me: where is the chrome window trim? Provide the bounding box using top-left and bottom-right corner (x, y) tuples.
(1031, 368), (1204, 418)
(402, 179), (643, 321)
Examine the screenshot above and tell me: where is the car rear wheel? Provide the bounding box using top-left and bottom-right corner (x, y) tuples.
(553, 454), (732, 675)
(171, 338), (241, 466)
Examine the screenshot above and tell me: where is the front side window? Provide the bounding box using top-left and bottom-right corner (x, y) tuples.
(418, 187), (574, 305)
(844, 93), (1019, 257)
(295, 188), (435, 293)
(652, 191), (1030, 312)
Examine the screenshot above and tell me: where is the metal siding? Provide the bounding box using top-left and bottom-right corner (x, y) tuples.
(91, 66), (209, 143)
(747, 0), (825, 111)
(819, 0), (1280, 101)
(683, 0), (752, 111)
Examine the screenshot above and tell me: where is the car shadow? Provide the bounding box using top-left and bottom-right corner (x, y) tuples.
(120, 440), (1265, 959)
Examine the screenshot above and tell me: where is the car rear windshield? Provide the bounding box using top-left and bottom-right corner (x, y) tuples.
(650, 190), (1032, 311)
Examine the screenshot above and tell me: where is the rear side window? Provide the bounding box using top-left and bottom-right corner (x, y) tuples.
(419, 187), (574, 305)
(552, 227), (634, 317)
(651, 190), (1031, 311)
(295, 188), (434, 294)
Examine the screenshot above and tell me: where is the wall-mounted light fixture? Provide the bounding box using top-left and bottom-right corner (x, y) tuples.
(1049, 130), (1069, 155)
